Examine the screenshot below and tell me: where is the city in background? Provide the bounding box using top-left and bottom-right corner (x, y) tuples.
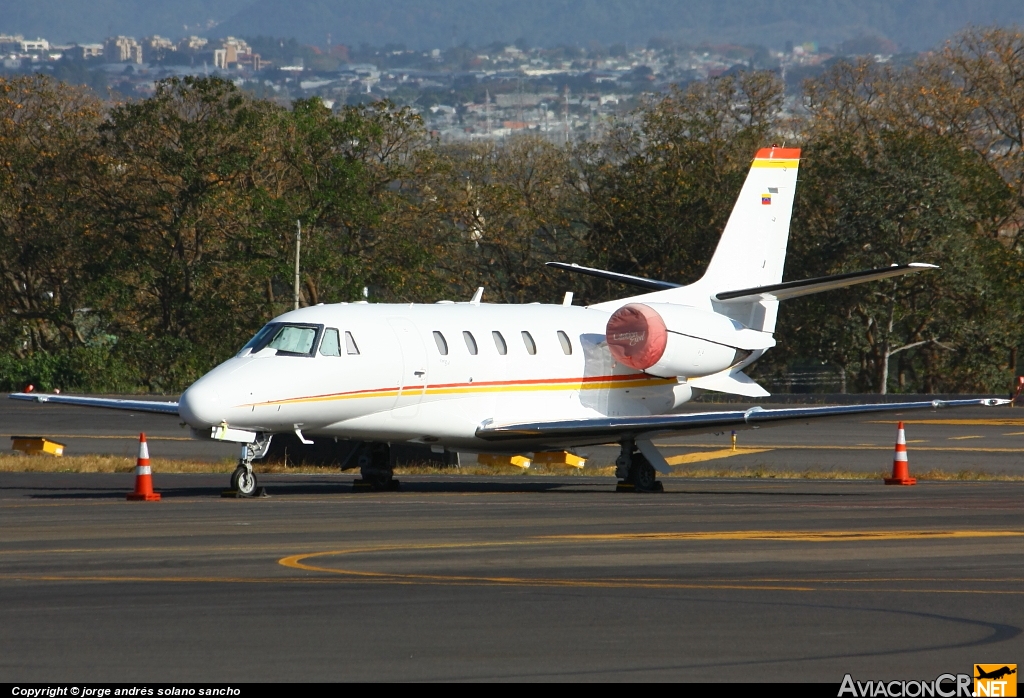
(0, 29), (896, 141)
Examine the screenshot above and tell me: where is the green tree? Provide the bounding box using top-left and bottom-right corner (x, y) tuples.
(94, 77), (276, 390)
(0, 75), (104, 358)
(572, 71), (785, 298)
(774, 129), (1015, 393)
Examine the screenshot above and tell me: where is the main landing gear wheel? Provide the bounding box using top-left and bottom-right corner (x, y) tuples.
(628, 459), (660, 492)
(615, 439), (664, 493)
(354, 442), (399, 492)
(231, 466), (257, 496)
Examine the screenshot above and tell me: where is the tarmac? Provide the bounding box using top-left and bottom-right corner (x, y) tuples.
(1, 472), (1022, 681)
(1, 397), (1022, 681)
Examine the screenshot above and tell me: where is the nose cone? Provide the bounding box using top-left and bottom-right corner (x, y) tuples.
(178, 380), (224, 429)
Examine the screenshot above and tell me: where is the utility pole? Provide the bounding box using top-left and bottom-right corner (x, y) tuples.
(563, 84), (570, 144)
(294, 220), (302, 310)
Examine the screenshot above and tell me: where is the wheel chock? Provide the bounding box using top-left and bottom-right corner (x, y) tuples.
(221, 487), (268, 498)
(352, 479), (401, 491)
(615, 480), (664, 493)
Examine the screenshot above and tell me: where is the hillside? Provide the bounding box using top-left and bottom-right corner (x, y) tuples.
(1, 0), (1023, 51)
(203, 0), (1024, 51)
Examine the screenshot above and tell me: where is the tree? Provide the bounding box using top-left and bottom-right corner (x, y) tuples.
(414, 134), (586, 304)
(775, 129), (1015, 393)
(572, 71), (785, 298)
(94, 77), (276, 390)
(0, 75), (104, 358)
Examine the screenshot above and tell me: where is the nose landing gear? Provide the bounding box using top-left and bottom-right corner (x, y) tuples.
(615, 438), (664, 493)
(226, 434), (272, 497)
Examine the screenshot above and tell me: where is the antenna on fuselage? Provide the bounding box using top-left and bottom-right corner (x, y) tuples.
(294, 220), (302, 310)
(470, 287), (484, 305)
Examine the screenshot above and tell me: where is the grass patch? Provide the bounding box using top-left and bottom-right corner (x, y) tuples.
(2, 454), (1022, 481)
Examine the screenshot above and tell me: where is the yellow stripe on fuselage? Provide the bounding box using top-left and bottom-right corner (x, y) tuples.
(240, 374), (675, 408)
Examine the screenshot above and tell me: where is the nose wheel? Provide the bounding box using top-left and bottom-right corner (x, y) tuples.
(230, 465), (257, 496)
(225, 433), (272, 497)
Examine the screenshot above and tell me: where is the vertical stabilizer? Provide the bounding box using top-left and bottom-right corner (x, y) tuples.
(691, 146), (801, 332)
(700, 147), (800, 293)
(591, 146), (801, 333)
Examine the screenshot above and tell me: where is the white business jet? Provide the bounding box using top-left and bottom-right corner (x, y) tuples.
(10, 147), (1006, 493)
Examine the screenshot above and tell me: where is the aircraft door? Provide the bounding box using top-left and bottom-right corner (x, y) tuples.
(387, 317), (427, 418)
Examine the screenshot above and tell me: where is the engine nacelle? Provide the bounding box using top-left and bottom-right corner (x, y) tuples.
(605, 303), (775, 379)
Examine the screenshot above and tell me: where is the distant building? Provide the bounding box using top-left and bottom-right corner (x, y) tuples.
(142, 35), (175, 62)
(177, 36), (208, 53)
(105, 36), (142, 63)
(68, 44), (104, 60)
(19, 38), (49, 53)
(0, 34), (23, 53)
(213, 37), (259, 71)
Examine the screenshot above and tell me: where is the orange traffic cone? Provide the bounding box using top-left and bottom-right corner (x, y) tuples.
(127, 433), (161, 501)
(884, 421), (916, 485)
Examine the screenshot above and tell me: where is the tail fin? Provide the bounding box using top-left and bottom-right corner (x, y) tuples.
(591, 146), (801, 333)
(701, 146), (801, 292)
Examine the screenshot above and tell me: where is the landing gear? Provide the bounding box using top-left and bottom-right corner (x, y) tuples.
(353, 442), (399, 491)
(230, 465), (257, 496)
(615, 439), (664, 493)
(226, 434), (272, 497)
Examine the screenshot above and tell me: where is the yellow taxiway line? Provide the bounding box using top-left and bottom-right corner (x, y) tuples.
(0, 433), (193, 441)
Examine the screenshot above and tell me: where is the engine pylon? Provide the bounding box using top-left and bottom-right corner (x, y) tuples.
(884, 421), (916, 486)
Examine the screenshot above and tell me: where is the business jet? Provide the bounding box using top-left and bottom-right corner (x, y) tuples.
(10, 147), (1006, 493)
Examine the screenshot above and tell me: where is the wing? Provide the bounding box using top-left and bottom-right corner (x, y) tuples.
(476, 399), (1007, 449)
(8, 392), (180, 416)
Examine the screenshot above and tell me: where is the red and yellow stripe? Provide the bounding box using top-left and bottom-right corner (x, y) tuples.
(239, 373), (676, 408)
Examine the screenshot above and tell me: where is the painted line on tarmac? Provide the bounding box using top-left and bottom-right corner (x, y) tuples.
(2, 572), (1020, 595)
(542, 530), (1024, 542)
(665, 448), (773, 465)
(0, 433), (193, 441)
(867, 419), (1024, 426)
(656, 442), (1024, 452)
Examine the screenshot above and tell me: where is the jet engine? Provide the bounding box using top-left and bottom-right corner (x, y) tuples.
(605, 303), (775, 379)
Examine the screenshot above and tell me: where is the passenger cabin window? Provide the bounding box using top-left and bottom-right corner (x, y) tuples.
(320, 328), (341, 356)
(557, 331), (572, 355)
(237, 323), (322, 357)
(433, 331), (448, 355)
(492, 331), (507, 355)
(521, 331), (537, 355)
(345, 331), (360, 355)
(463, 331), (478, 355)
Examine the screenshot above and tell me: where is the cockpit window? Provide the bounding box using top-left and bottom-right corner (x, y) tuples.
(237, 323), (280, 357)
(269, 325), (320, 355)
(237, 323), (322, 357)
(319, 328), (341, 357)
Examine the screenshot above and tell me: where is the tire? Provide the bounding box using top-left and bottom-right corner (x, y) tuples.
(629, 457), (658, 492)
(231, 466), (257, 496)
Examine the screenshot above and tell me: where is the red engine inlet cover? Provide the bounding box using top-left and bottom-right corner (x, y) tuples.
(606, 303), (668, 370)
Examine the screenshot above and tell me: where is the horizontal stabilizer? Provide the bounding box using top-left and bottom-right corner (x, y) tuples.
(546, 262), (680, 292)
(714, 263), (938, 304)
(8, 392), (180, 416)
(688, 370), (770, 398)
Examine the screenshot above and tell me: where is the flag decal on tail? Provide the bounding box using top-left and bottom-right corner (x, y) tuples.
(761, 194), (772, 205)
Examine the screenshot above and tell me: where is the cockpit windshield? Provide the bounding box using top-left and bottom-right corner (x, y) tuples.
(236, 323), (323, 357)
